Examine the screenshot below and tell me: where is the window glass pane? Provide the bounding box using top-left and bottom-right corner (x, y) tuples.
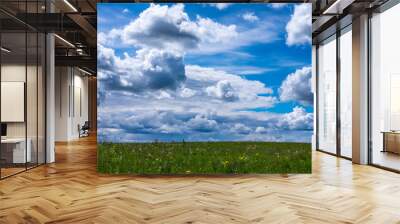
(340, 27), (352, 158)
(318, 35), (337, 154)
(0, 0), (46, 179)
(38, 32), (45, 165)
(371, 3), (400, 171)
(27, 31), (38, 169)
(1, 30), (27, 177)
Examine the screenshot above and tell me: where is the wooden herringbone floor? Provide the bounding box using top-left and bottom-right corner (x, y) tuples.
(1, 136), (400, 224)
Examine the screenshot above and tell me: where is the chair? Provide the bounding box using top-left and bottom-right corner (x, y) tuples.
(79, 121), (90, 138)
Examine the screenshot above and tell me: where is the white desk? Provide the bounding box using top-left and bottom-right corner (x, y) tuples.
(1, 138), (31, 163)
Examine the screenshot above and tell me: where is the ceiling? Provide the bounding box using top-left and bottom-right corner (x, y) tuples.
(3, 0), (389, 73)
(311, 0), (390, 43)
(0, 0), (97, 73)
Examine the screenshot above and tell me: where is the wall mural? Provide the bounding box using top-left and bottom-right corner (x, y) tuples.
(97, 3), (312, 174)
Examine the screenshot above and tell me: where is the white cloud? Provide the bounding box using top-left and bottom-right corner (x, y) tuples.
(242, 12), (259, 22)
(270, 3), (288, 9)
(97, 44), (116, 71)
(186, 65), (273, 100)
(278, 106), (313, 130)
(98, 47), (277, 112)
(122, 8), (129, 13)
(231, 123), (252, 135)
(194, 16), (238, 45)
(193, 22), (278, 55)
(180, 88), (197, 98)
(99, 4), (237, 53)
(98, 45), (186, 93)
(213, 65), (272, 75)
(156, 91), (173, 100)
(286, 4), (311, 46)
(206, 80), (238, 102)
(99, 4), (278, 55)
(255, 126), (268, 134)
(279, 66), (313, 106)
(187, 114), (218, 132)
(98, 105), (313, 142)
(120, 4), (201, 50)
(208, 3), (232, 10)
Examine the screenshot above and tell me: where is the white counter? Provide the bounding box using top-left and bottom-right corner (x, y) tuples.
(1, 138), (32, 163)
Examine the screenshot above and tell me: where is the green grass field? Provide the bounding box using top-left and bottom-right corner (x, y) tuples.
(97, 141), (311, 174)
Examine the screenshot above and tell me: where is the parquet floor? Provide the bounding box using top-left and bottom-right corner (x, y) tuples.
(1, 136), (400, 223)
(1, 167), (26, 178)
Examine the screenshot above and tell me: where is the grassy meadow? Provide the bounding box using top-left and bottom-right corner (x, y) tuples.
(97, 141), (311, 174)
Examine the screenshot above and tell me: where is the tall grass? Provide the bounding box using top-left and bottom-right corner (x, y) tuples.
(97, 141), (311, 174)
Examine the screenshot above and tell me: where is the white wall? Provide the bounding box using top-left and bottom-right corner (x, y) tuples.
(1, 82), (25, 122)
(1, 65), (26, 130)
(55, 66), (70, 141)
(1, 65), (41, 137)
(72, 73), (89, 138)
(55, 67), (89, 141)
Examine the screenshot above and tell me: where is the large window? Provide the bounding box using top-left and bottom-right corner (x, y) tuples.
(316, 24), (353, 159)
(339, 26), (352, 158)
(0, 1), (46, 179)
(317, 35), (337, 154)
(370, 3), (400, 171)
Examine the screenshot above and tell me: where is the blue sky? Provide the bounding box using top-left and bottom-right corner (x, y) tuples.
(97, 3), (313, 143)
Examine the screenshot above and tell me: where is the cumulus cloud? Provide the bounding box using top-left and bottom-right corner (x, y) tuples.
(255, 126), (268, 134)
(97, 44), (116, 71)
(195, 17), (238, 46)
(286, 4), (311, 46)
(99, 4), (277, 55)
(242, 12), (259, 22)
(278, 107), (313, 130)
(180, 88), (197, 98)
(231, 123), (252, 135)
(208, 3), (232, 10)
(187, 114), (218, 132)
(98, 106), (313, 142)
(99, 4), (237, 53)
(98, 45), (186, 93)
(100, 110), (191, 136)
(155, 91), (173, 100)
(120, 4), (200, 50)
(279, 66), (313, 106)
(186, 65), (273, 99)
(99, 51), (277, 112)
(206, 80), (238, 102)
